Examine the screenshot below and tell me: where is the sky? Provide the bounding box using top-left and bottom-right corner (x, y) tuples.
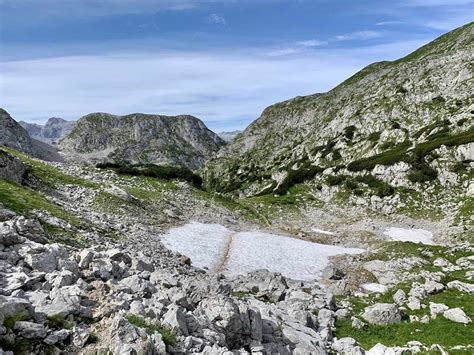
(0, 0), (473, 131)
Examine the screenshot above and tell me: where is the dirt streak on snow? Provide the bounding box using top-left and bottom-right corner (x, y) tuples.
(161, 222), (364, 281)
(383, 227), (434, 245)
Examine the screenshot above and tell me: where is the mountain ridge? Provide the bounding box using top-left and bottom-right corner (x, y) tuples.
(59, 111), (226, 170)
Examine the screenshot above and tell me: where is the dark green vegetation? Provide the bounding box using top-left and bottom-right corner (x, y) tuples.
(97, 162), (203, 188)
(326, 174), (395, 198)
(348, 125), (474, 174)
(124, 314), (176, 346)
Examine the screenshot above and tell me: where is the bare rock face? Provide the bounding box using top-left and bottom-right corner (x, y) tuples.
(0, 150), (26, 184)
(59, 112), (225, 170)
(0, 108), (63, 162)
(19, 117), (76, 145)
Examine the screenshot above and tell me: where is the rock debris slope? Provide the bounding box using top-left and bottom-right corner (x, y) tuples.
(59, 112), (225, 170)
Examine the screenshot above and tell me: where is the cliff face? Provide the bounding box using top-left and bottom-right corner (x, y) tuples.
(20, 117), (76, 145)
(59, 112), (225, 170)
(203, 23), (474, 198)
(0, 109), (63, 162)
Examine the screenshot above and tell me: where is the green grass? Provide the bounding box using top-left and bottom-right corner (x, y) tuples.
(0, 178), (84, 229)
(335, 314), (473, 349)
(3, 311), (30, 329)
(124, 314), (176, 346)
(336, 240), (474, 350)
(0, 146), (97, 189)
(47, 314), (74, 330)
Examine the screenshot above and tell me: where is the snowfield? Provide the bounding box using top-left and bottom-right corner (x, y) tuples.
(161, 222), (364, 281)
(383, 227), (435, 245)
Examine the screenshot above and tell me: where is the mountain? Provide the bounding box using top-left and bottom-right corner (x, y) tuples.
(0, 108), (63, 161)
(59, 112), (226, 169)
(217, 130), (242, 143)
(204, 23), (474, 202)
(20, 117), (76, 144)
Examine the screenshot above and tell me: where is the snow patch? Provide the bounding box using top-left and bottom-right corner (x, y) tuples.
(160, 222), (231, 270)
(383, 227), (434, 245)
(361, 283), (389, 294)
(312, 228), (335, 236)
(161, 222), (364, 281)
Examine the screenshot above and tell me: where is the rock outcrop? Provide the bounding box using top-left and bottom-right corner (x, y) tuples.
(59, 112), (225, 169)
(20, 117), (76, 145)
(0, 109), (63, 162)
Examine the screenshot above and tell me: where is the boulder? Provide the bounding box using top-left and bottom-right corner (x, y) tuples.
(332, 337), (365, 355)
(443, 308), (471, 324)
(13, 321), (47, 339)
(429, 302), (449, 318)
(362, 303), (401, 325)
(447, 280), (474, 294)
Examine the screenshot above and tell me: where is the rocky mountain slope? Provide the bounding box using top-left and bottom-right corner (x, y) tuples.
(59, 112), (225, 170)
(217, 130), (242, 143)
(203, 23), (473, 230)
(0, 109), (63, 162)
(20, 117), (76, 145)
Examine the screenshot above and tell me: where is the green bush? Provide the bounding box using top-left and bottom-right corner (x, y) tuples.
(274, 161), (324, 194)
(367, 132), (381, 142)
(332, 150), (342, 161)
(125, 314), (176, 346)
(97, 163), (203, 188)
(354, 175), (395, 197)
(391, 121), (401, 129)
(344, 179), (359, 190)
(376, 183), (395, 197)
(407, 164), (438, 183)
(457, 117), (469, 126)
(344, 126), (357, 140)
(347, 141), (412, 171)
(326, 174), (350, 186)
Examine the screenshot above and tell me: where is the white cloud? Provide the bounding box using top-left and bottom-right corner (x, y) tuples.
(0, 38), (432, 131)
(375, 21), (405, 26)
(207, 13), (226, 25)
(297, 39), (328, 47)
(333, 30), (382, 41)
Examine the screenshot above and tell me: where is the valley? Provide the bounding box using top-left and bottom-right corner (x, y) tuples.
(0, 22), (473, 355)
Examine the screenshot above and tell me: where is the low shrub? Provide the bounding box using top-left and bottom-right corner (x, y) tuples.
(125, 314), (176, 346)
(344, 125), (357, 140)
(97, 163), (203, 188)
(347, 140), (412, 171)
(326, 174), (350, 186)
(367, 132), (381, 142)
(407, 164), (438, 183)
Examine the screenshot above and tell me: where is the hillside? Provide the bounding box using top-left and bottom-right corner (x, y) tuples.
(59, 112), (225, 170)
(20, 117), (76, 145)
(203, 23), (474, 233)
(0, 109), (63, 162)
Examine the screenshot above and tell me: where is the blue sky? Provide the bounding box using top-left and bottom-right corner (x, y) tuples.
(1, 0), (473, 131)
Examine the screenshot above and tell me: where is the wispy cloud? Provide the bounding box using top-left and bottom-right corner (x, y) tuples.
(207, 13), (226, 25)
(375, 21), (405, 26)
(333, 30), (382, 41)
(297, 39), (328, 47)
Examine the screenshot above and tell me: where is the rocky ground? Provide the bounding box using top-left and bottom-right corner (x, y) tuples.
(0, 147), (473, 354)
